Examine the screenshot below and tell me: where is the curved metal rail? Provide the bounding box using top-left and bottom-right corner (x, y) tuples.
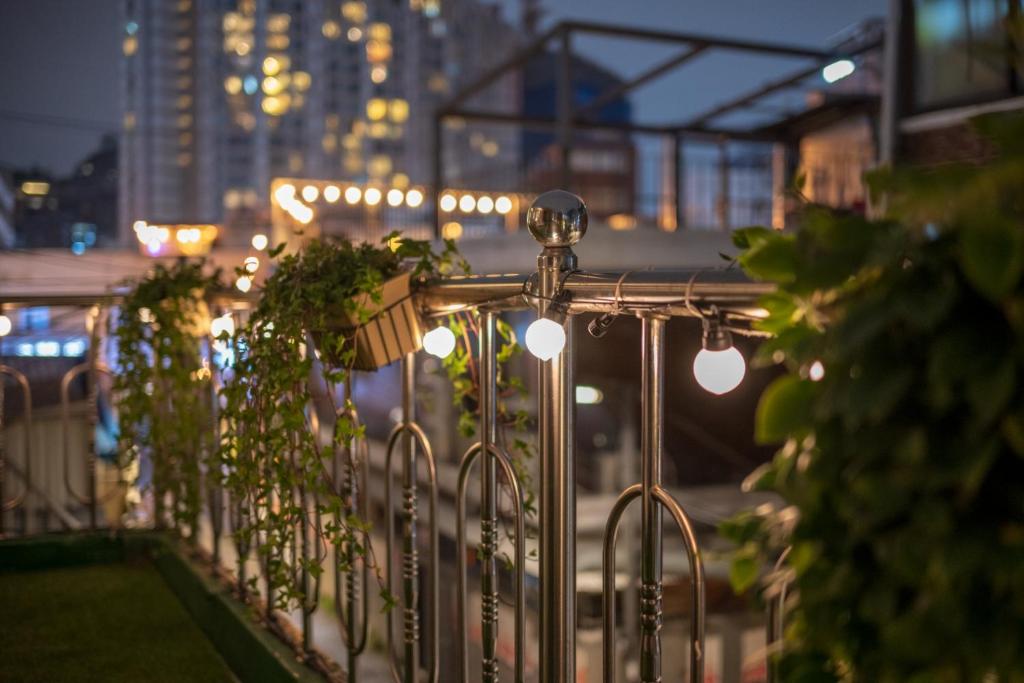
(333, 397), (371, 679)
(383, 356), (440, 683)
(0, 365), (33, 531)
(60, 361), (116, 529)
(455, 442), (527, 683)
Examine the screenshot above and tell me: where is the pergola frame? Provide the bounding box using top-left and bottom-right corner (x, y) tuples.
(432, 19), (883, 236)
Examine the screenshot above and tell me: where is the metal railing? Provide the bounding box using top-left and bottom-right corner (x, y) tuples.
(0, 189), (778, 682)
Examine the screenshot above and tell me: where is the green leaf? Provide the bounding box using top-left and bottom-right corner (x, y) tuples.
(755, 375), (816, 444)
(739, 234), (798, 284)
(729, 544), (761, 593)
(960, 219), (1024, 300)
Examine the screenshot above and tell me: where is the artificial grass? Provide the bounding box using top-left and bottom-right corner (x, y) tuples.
(0, 562), (237, 683)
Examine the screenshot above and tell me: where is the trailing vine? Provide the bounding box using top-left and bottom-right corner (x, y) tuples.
(722, 113), (1024, 681)
(114, 259), (222, 536)
(216, 232), (535, 612)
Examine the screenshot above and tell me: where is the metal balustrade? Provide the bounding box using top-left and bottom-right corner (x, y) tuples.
(0, 189), (780, 682)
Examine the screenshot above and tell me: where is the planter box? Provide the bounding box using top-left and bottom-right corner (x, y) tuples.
(316, 271), (423, 371)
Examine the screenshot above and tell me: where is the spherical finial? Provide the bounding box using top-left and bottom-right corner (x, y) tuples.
(526, 190), (587, 248)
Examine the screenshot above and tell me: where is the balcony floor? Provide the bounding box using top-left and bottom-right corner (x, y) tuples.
(0, 562), (237, 682)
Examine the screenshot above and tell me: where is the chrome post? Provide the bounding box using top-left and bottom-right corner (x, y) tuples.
(335, 380), (369, 680)
(527, 190), (587, 683)
(639, 313), (666, 682)
(479, 310), (500, 683)
(60, 362), (113, 529)
(0, 365), (33, 534)
(208, 335), (224, 566)
(384, 353), (440, 683)
(602, 314), (706, 683)
(400, 353), (420, 683)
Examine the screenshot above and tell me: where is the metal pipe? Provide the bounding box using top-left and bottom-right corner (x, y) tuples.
(456, 442), (527, 683)
(334, 381), (370, 679)
(60, 362), (114, 527)
(528, 191), (583, 683)
(558, 27), (573, 191)
(383, 400), (440, 683)
(417, 270), (773, 317)
(479, 311), (500, 682)
(400, 354), (419, 683)
(602, 484), (643, 683)
(651, 485), (706, 682)
(639, 314), (666, 682)
(0, 366), (33, 533)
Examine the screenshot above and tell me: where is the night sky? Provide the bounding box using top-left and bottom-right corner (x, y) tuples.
(0, 0), (887, 175)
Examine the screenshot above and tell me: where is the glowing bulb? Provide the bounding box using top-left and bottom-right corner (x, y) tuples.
(525, 317), (566, 361)
(210, 313), (235, 338)
(387, 188), (404, 207)
(822, 59), (855, 84)
(693, 347), (746, 395)
(244, 256), (260, 273)
(0, 315), (11, 337)
(809, 360), (825, 382)
(477, 196), (494, 214)
(236, 276), (252, 293)
(495, 196), (513, 214)
(364, 187), (382, 206)
(345, 186), (362, 204)
(405, 189), (424, 208)
(439, 193), (457, 212)
(301, 185), (319, 202)
(274, 183), (296, 205)
(422, 326), (456, 359)
(323, 185), (341, 203)
(459, 194), (476, 212)
(251, 233), (268, 250)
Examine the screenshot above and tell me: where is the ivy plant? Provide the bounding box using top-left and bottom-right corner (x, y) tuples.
(114, 259), (222, 536)
(217, 233), (533, 612)
(722, 113), (1024, 682)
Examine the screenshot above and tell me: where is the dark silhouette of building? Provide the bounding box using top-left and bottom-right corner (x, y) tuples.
(11, 135), (118, 251)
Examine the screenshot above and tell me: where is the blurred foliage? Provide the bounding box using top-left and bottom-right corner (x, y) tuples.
(722, 113), (1024, 682)
(114, 260), (222, 535)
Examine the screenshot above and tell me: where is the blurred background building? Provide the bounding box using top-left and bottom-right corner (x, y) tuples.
(118, 0), (520, 247)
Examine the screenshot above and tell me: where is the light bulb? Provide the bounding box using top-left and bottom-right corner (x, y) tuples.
(236, 276), (252, 293)
(210, 313), (235, 338)
(422, 325), (456, 359)
(693, 346), (746, 395)
(822, 58), (855, 84)
(251, 233), (268, 250)
(525, 317), (566, 361)
(0, 315), (11, 337)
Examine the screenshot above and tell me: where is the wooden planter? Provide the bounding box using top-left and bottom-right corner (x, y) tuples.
(315, 271), (423, 371)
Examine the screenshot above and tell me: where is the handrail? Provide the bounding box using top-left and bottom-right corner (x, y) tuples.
(382, 356), (440, 683)
(60, 361), (116, 529)
(0, 365), (33, 530)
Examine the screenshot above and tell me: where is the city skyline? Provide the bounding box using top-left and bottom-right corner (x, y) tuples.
(0, 0), (886, 176)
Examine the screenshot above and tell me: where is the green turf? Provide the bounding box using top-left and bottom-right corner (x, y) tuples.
(0, 562), (237, 683)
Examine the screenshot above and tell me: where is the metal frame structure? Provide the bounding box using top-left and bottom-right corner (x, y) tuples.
(0, 190), (779, 682)
(433, 19), (883, 236)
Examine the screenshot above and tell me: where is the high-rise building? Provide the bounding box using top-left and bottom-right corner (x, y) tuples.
(119, 0), (520, 246)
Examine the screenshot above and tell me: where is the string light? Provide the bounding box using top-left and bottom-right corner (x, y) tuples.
(422, 325), (456, 359)
(693, 308), (746, 394)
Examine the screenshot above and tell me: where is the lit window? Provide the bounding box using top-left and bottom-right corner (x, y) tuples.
(347, 27), (363, 41)
(368, 23), (391, 41)
(342, 1), (367, 24)
(366, 98), (387, 121)
(123, 36), (138, 56)
(263, 56), (281, 75)
(371, 65), (387, 83)
(322, 20), (341, 39)
(389, 99), (409, 123)
(292, 71), (311, 91)
(225, 75), (242, 94)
